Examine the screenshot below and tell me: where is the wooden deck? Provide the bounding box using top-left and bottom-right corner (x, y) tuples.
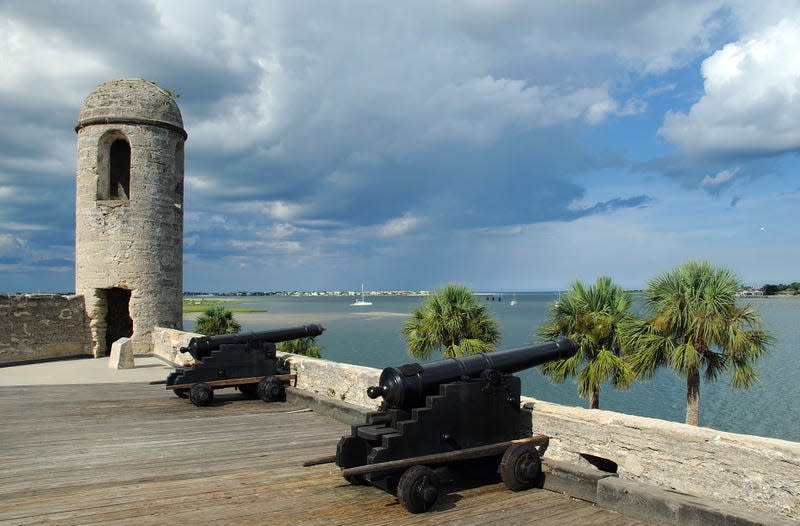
(0, 383), (652, 525)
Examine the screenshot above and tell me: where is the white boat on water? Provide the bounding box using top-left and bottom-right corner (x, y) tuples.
(510, 293), (517, 306)
(351, 284), (373, 306)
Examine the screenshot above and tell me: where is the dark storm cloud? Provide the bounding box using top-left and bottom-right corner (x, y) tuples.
(3, 1), (799, 292)
(571, 195), (654, 217)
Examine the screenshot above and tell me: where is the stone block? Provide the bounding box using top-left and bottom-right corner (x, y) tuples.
(286, 387), (369, 426)
(109, 337), (134, 369)
(541, 457), (616, 503)
(151, 327), (200, 367)
(597, 477), (679, 524)
(596, 477), (797, 526)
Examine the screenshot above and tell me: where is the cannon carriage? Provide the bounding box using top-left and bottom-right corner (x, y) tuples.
(164, 323), (324, 407)
(333, 338), (578, 513)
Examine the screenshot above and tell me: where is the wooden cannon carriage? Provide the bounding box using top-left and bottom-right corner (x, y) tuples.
(163, 323), (324, 407)
(327, 338), (579, 513)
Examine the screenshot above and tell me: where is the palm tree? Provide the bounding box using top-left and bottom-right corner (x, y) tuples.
(194, 305), (241, 336)
(625, 260), (772, 426)
(538, 276), (635, 409)
(402, 283), (501, 360)
(277, 337), (323, 358)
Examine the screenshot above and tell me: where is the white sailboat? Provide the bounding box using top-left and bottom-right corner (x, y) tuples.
(510, 293), (517, 306)
(351, 284), (373, 306)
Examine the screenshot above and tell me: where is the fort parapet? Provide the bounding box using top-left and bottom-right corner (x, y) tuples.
(0, 294), (91, 365)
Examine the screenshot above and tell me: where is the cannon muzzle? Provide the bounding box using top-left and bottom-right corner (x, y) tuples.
(181, 323), (325, 361)
(367, 337), (578, 410)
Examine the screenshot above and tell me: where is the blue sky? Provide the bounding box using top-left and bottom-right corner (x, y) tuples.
(1, 1), (798, 293)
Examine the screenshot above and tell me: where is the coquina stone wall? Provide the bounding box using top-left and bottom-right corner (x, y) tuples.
(154, 329), (799, 520)
(524, 398), (799, 520)
(0, 295), (91, 365)
(151, 326), (202, 366)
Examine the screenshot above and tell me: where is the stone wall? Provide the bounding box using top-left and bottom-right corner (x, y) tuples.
(283, 352), (382, 410)
(0, 295), (91, 365)
(151, 326), (202, 366)
(152, 330), (799, 520)
(523, 398), (800, 520)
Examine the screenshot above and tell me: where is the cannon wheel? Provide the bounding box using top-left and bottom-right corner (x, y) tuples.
(397, 465), (439, 514)
(258, 376), (285, 403)
(174, 388), (189, 399)
(499, 442), (541, 491)
(189, 383), (214, 407)
(238, 383), (258, 399)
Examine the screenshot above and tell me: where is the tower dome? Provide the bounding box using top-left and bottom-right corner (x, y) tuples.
(76, 78), (185, 138)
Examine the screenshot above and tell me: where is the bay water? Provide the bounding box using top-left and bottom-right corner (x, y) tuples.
(184, 293), (799, 443)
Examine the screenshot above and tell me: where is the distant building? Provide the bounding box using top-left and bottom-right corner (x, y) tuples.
(738, 288), (765, 297)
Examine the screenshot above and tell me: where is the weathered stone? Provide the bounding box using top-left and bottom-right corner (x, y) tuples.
(542, 458), (616, 503)
(597, 477), (797, 526)
(151, 326), (201, 366)
(278, 351), (382, 410)
(108, 337), (134, 369)
(0, 294), (91, 365)
(597, 477), (681, 524)
(75, 79), (186, 357)
(523, 398), (800, 520)
(286, 387), (369, 426)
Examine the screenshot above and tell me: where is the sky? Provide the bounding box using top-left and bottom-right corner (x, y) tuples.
(1, 1), (799, 293)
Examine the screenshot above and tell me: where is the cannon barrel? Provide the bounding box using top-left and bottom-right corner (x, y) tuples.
(366, 337), (578, 410)
(181, 323), (325, 360)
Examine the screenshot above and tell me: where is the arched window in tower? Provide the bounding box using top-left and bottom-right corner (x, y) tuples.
(109, 139), (131, 200)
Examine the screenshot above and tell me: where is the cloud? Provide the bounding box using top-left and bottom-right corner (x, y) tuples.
(701, 167), (739, 187)
(2, 2), (799, 292)
(660, 14), (800, 158)
(571, 195), (655, 217)
(379, 213), (423, 238)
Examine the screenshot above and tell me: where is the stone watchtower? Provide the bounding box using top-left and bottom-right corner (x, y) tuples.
(75, 79), (187, 356)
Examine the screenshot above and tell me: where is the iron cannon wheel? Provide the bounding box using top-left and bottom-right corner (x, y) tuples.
(238, 383), (258, 399)
(189, 383), (214, 407)
(499, 443), (542, 491)
(257, 376), (285, 403)
(397, 465), (440, 513)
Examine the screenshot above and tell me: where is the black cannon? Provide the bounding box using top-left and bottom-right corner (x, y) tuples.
(334, 337), (578, 513)
(164, 323), (324, 407)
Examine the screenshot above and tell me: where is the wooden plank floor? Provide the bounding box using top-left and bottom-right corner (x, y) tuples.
(0, 383), (652, 525)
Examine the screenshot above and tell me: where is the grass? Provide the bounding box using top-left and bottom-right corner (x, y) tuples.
(182, 298), (267, 313)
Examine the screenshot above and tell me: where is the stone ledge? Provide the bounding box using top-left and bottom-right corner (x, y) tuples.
(541, 457), (616, 503)
(597, 477), (798, 526)
(286, 386), (369, 426)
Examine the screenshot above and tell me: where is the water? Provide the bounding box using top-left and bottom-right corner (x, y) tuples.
(184, 293), (800, 443)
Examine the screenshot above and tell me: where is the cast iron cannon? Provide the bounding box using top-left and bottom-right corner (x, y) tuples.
(165, 323), (324, 407)
(334, 337), (578, 513)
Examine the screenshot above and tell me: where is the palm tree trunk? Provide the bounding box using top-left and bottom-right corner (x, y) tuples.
(589, 389), (599, 409)
(686, 367), (700, 426)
